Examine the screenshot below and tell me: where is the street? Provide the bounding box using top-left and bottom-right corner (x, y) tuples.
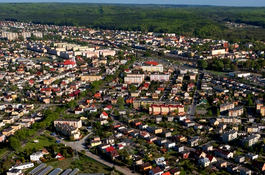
(59, 134), (139, 175)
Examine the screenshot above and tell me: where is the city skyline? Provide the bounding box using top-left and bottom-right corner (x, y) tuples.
(1, 0), (265, 7)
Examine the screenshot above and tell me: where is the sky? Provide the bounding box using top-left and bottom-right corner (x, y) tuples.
(0, 0), (265, 7)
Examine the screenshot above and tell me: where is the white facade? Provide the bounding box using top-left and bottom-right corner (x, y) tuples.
(30, 151), (43, 161)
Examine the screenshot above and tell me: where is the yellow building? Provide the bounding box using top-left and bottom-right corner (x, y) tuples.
(81, 75), (102, 82)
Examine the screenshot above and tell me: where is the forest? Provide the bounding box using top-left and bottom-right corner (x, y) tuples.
(1, 3), (265, 41)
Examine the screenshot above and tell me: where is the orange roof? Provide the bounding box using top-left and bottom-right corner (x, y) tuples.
(162, 172), (171, 175)
(102, 111), (108, 116)
(145, 61), (159, 66)
(64, 60), (76, 66)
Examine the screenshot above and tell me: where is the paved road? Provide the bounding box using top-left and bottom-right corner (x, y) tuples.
(59, 134), (138, 175)
(190, 73), (202, 118)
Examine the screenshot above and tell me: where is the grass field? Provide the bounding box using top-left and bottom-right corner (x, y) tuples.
(47, 156), (112, 174)
(22, 133), (56, 151)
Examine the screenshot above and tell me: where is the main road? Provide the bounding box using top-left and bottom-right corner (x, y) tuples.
(59, 134), (139, 175)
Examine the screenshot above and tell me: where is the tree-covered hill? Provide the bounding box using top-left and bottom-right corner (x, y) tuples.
(1, 3), (265, 41)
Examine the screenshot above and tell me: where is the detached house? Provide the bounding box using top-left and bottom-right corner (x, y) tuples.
(149, 166), (163, 175)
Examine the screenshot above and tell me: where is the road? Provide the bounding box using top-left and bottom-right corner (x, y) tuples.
(189, 73), (202, 118)
(59, 134), (139, 175)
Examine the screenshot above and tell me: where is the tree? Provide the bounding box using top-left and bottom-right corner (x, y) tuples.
(9, 136), (21, 151)
(247, 98), (253, 106)
(216, 109), (220, 116)
(62, 149), (68, 157)
(129, 84), (137, 92)
(117, 96), (125, 109)
(67, 100), (77, 108)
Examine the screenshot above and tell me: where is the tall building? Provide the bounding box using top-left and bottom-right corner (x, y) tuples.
(21, 32), (31, 39)
(32, 32), (43, 38)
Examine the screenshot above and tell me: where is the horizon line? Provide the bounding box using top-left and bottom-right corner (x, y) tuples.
(0, 2), (264, 7)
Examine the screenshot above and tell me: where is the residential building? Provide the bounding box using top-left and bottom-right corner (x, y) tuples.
(242, 134), (260, 147)
(228, 106), (244, 116)
(198, 157), (210, 167)
(54, 119), (82, 128)
(150, 73), (170, 82)
(220, 102), (235, 112)
(215, 149), (233, 159)
(55, 123), (81, 140)
(222, 130), (238, 143)
(142, 61), (163, 72)
(149, 104), (184, 115)
(30, 151), (44, 161)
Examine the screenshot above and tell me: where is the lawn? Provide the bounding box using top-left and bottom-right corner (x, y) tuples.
(22, 134), (56, 151)
(46, 156), (112, 174)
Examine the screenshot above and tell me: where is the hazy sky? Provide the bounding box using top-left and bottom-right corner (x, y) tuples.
(0, 0), (265, 7)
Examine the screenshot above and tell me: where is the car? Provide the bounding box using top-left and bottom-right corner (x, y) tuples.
(55, 140), (61, 143)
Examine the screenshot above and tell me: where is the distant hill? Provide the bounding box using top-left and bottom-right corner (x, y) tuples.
(1, 3), (265, 41)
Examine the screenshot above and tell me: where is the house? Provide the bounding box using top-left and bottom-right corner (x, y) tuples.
(161, 172), (171, 175)
(2, 127), (16, 136)
(251, 160), (265, 172)
(227, 164), (239, 173)
(55, 153), (64, 159)
(0, 134), (6, 142)
(74, 108), (83, 114)
(100, 112), (108, 119)
(180, 150), (190, 159)
(110, 150), (119, 160)
(149, 166), (163, 175)
(240, 168), (252, 175)
(198, 157), (210, 167)
(235, 155), (245, 163)
(206, 155), (217, 164)
(154, 157), (167, 166)
(169, 168), (180, 175)
(202, 145), (213, 152)
(245, 153), (258, 160)
(174, 145), (184, 153)
(216, 160), (227, 169)
(139, 162), (152, 173)
(187, 138), (199, 147)
(30, 151), (43, 161)
(104, 105), (112, 111)
(215, 149), (233, 159)
(194, 150), (206, 159)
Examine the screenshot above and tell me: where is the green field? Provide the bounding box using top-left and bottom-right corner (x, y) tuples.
(22, 133), (56, 151)
(47, 156), (113, 174)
